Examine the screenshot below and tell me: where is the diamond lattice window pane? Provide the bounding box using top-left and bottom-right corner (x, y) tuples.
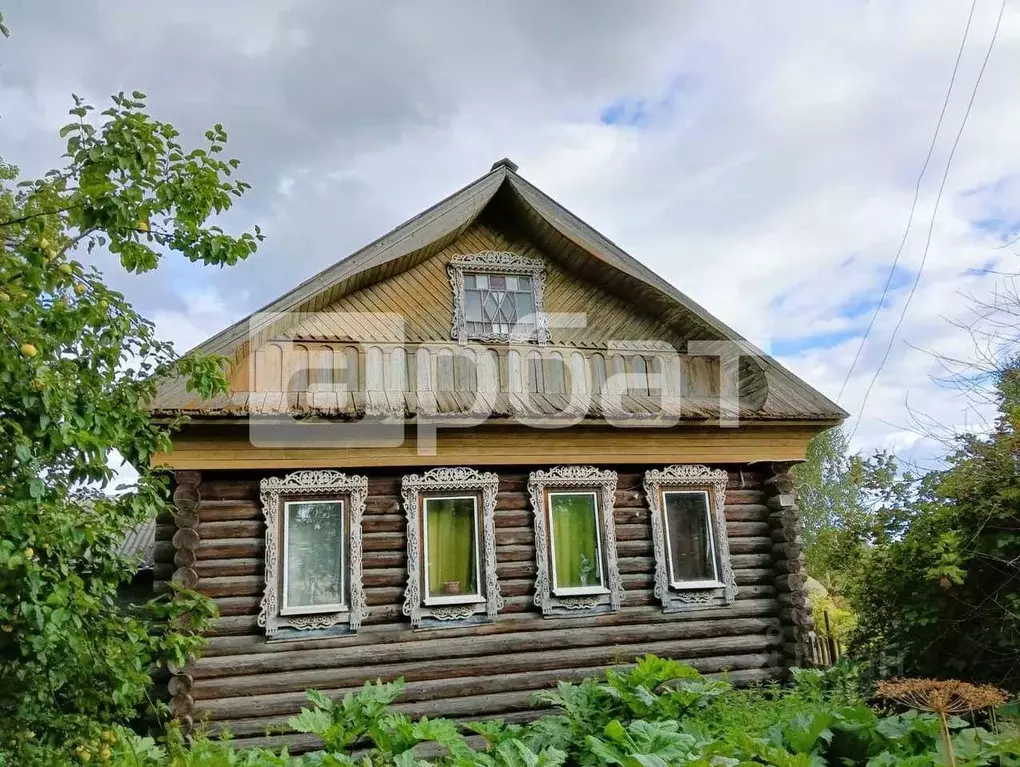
(462, 271), (538, 338)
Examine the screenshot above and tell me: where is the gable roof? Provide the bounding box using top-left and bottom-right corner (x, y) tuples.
(151, 159), (846, 424)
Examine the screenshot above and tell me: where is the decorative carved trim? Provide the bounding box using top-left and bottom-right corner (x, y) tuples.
(559, 595), (603, 610)
(401, 467), (503, 628)
(430, 605), (479, 621)
(447, 251), (551, 344)
(643, 465), (737, 613)
(258, 470), (368, 638)
(529, 466), (623, 617)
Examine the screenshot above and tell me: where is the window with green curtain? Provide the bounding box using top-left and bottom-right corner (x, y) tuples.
(424, 496), (479, 599)
(549, 492), (603, 591)
(663, 491), (717, 583)
(284, 500), (344, 610)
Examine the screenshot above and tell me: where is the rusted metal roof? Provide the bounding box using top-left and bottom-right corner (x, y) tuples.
(118, 518), (156, 570)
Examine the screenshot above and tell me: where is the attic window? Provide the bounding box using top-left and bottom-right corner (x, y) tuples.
(448, 251), (550, 343)
(463, 273), (536, 338)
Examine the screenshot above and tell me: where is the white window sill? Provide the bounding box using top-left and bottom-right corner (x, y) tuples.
(423, 594), (486, 607)
(553, 585), (610, 598)
(669, 580), (726, 591)
(280, 604), (348, 617)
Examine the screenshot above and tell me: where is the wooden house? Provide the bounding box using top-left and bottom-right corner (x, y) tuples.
(149, 158), (846, 749)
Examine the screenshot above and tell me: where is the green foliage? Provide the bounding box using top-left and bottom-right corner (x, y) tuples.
(10, 658), (1018, 765)
(529, 655), (727, 764)
(0, 89), (261, 763)
(794, 427), (871, 592)
(849, 362), (1020, 690)
(585, 719), (697, 766)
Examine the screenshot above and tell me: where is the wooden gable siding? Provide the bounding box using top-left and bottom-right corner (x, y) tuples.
(281, 218), (682, 348)
(155, 464), (783, 751)
(238, 341), (722, 399)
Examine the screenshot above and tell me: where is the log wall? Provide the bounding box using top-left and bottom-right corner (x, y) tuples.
(154, 463), (790, 751)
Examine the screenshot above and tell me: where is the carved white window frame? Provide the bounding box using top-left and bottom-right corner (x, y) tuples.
(643, 465), (737, 612)
(529, 466), (624, 616)
(402, 467), (503, 628)
(259, 470), (368, 638)
(447, 251), (551, 344)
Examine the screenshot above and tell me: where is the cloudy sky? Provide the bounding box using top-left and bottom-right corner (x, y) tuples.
(3, 1), (1018, 466)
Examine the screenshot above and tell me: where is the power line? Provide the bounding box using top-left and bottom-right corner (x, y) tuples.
(836, 0), (978, 404)
(849, 0), (1008, 442)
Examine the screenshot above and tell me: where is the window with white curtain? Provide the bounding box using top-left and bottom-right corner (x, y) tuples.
(259, 470), (368, 638)
(643, 465), (737, 612)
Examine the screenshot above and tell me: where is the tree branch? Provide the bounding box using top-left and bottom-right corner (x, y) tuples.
(0, 203), (80, 229)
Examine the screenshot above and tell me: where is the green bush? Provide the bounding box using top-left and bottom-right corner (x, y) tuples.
(45, 657), (1017, 767)
(849, 365), (1020, 690)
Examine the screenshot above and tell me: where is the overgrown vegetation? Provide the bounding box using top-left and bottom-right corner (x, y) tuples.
(35, 658), (1019, 766)
(795, 358), (1020, 690)
(0, 91), (261, 763)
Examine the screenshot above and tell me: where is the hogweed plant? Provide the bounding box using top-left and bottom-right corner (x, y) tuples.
(876, 677), (1009, 766)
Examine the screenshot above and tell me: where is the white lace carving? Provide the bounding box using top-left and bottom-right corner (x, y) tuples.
(448, 251), (551, 344)
(643, 464), (737, 612)
(529, 466), (623, 617)
(401, 467), (503, 627)
(258, 470), (368, 637)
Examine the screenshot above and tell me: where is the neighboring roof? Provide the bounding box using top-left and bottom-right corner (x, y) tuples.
(151, 159), (847, 424)
(118, 518), (156, 570)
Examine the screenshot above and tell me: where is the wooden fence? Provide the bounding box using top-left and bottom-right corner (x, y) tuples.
(807, 611), (843, 667)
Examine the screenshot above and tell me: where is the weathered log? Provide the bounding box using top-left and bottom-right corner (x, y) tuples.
(198, 576), (264, 598)
(197, 538), (263, 559)
(196, 500), (261, 522)
(193, 633), (780, 699)
(202, 598), (782, 656)
(196, 651), (777, 722)
(727, 521), (770, 537)
(495, 492), (530, 511)
(192, 616), (779, 680)
(173, 548), (198, 568)
(195, 557), (261, 578)
(493, 509), (530, 527)
(167, 674), (193, 697)
(195, 520), (263, 539)
(728, 537), (772, 555)
(174, 509), (200, 530)
(365, 496), (400, 515)
(723, 503), (770, 521)
(172, 568), (200, 589)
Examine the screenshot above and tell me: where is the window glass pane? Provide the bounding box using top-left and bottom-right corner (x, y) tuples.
(663, 492), (716, 583)
(550, 493), (603, 590)
(461, 271), (542, 337)
(425, 497), (478, 598)
(515, 291), (535, 320)
(285, 501), (344, 609)
(465, 289), (483, 322)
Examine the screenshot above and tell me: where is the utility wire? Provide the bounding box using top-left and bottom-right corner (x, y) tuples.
(849, 0), (1008, 442)
(836, 0), (978, 404)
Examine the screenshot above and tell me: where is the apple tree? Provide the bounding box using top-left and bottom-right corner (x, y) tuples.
(0, 92), (262, 761)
